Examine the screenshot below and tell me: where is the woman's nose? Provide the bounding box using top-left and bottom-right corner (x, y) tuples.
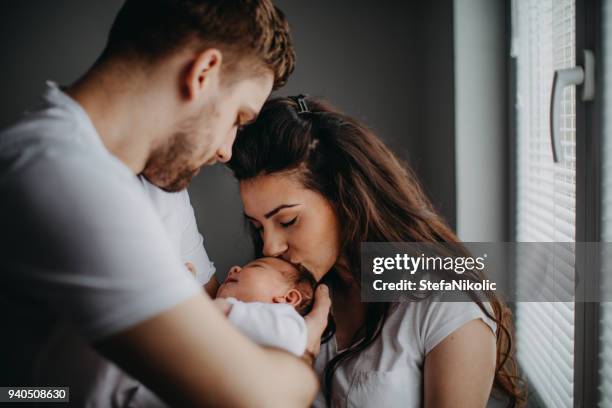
(262, 232), (288, 257)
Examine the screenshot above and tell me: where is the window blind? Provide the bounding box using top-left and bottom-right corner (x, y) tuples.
(513, 0), (576, 407)
(599, 2), (612, 406)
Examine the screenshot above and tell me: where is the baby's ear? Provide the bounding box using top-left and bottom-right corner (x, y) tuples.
(273, 289), (303, 307)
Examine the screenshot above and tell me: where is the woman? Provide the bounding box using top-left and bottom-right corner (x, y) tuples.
(228, 96), (524, 407)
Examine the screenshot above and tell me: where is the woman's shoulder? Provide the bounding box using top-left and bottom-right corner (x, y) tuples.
(389, 293), (497, 354)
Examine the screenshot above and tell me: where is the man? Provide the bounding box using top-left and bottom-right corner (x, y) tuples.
(0, 1), (330, 406)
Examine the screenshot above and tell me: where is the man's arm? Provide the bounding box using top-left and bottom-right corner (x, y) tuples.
(96, 292), (318, 408)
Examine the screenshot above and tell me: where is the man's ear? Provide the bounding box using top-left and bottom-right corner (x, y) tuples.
(273, 289), (303, 307)
(184, 48), (223, 101)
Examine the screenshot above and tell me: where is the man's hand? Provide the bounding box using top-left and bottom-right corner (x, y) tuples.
(212, 298), (232, 316)
(303, 285), (331, 364)
(185, 262), (196, 277)
(186, 262), (219, 298)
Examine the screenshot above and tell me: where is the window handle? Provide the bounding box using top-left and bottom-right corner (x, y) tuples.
(549, 49), (595, 163)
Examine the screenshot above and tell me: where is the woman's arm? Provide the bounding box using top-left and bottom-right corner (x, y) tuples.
(423, 319), (496, 408)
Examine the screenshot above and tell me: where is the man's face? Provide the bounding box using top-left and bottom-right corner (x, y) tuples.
(142, 72), (273, 192)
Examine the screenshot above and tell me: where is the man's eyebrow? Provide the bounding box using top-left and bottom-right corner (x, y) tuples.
(243, 204), (299, 220)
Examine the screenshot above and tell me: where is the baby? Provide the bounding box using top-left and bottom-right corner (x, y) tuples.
(124, 258), (317, 407)
(212, 257), (317, 356)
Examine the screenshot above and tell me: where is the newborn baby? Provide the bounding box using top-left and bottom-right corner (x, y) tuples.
(216, 257), (315, 312)
(125, 258), (317, 408)
(213, 257), (316, 356)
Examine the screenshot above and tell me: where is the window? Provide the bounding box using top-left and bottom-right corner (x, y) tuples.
(599, 2), (612, 406)
(512, 0), (576, 406)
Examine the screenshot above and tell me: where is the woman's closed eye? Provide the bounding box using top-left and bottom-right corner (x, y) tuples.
(250, 216), (297, 233)
(280, 216), (298, 228)
(247, 215), (299, 234)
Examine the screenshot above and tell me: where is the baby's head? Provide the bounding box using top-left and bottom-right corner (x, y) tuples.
(216, 257), (316, 315)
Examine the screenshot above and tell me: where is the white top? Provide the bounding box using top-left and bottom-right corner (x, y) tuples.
(226, 297), (307, 356)
(312, 297), (497, 407)
(0, 82), (203, 405)
(138, 177), (216, 286)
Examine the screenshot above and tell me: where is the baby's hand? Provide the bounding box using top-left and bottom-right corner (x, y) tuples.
(212, 298), (232, 316)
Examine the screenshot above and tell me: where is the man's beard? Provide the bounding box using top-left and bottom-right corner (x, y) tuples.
(141, 131), (204, 192)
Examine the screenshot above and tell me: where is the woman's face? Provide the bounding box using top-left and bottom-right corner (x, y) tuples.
(240, 173), (341, 281)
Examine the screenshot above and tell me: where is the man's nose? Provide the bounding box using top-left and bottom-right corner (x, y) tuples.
(216, 145), (232, 163)
(216, 130), (237, 163)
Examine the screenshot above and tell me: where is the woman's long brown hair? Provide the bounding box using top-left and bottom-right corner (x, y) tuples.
(228, 96), (526, 407)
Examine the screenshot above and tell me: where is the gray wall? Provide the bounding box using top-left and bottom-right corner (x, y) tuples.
(454, 0), (507, 242)
(0, 1), (124, 128)
(0, 1), (456, 278)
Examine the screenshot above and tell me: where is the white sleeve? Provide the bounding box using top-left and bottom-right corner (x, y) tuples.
(178, 190), (215, 286)
(417, 297), (497, 354)
(1, 154), (202, 341)
(138, 177), (216, 286)
(225, 299), (307, 356)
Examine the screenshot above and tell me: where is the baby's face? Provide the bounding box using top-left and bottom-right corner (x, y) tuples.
(216, 257), (294, 303)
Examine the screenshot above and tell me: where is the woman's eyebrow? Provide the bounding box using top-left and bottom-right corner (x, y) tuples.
(243, 204), (299, 220)
(264, 204), (299, 218)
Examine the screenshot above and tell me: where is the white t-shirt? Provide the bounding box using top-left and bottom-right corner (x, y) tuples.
(0, 82), (203, 405)
(312, 297), (497, 407)
(138, 177), (215, 286)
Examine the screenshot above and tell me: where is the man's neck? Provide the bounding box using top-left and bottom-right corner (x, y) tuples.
(66, 61), (161, 174)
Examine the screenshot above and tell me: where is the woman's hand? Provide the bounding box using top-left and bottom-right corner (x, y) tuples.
(302, 285), (331, 364)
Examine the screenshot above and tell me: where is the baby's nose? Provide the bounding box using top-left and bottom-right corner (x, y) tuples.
(228, 266), (241, 278)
